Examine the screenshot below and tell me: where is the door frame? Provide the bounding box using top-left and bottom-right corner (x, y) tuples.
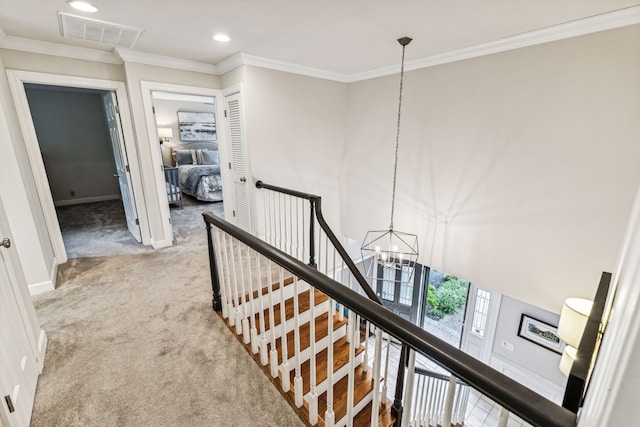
(5, 70), (150, 264)
(140, 81), (234, 231)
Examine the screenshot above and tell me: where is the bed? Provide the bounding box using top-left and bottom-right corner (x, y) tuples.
(161, 141), (223, 202)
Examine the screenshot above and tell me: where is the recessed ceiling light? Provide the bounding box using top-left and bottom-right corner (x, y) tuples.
(67, 1), (100, 13)
(213, 34), (230, 42)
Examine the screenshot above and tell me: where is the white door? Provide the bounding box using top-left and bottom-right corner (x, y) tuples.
(0, 233), (40, 427)
(460, 285), (502, 363)
(101, 92), (141, 242)
(224, 92), (252, 231)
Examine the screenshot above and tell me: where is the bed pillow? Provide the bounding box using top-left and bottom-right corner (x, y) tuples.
(173, 149), (194, 166)
(200, 150), (218, 165)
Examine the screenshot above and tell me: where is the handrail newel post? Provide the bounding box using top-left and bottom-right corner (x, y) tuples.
(392, 343), (408, 426)
(205, 220), (222, 312)
(308, 198), (317, 269)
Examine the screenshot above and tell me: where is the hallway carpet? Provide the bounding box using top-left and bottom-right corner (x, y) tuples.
(30, 199), (304, 426)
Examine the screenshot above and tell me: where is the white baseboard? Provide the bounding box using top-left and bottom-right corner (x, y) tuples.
(54, 194), (120, 207)
(28, 280), (54, 295)
(151, 238), (172, 249)
(36, 330), (47, 372)
(28, 258), (58, 296)
(489, 354), (565, 404)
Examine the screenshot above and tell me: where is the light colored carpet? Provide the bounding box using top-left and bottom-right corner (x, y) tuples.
(31, 198), (304, 426)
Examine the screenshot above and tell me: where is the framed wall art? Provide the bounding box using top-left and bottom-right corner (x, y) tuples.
(177, 111), (216, 141)
(517, 314), (563, 354)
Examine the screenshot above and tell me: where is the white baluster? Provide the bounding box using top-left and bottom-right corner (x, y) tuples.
(415, 375), (425, 427)
(370, 328), (383, 427)
(428, 377), (438, 426)
(325, 296), (335, 427)
(498, 407), (509, 427)
(225, 233), (242, 333)
(288, 194), (293, 257)
(436, 379), (446, 425)
(381, 333), (391, 404)
(400, 350), (416, 427)
(247, 248), (259, 354)
(362, 320), (369, 373)
(346, 312), (356, 427)
(308, 284), (318, 425)
(220, 231), (234, 326)
(236, 242), (250, 343)
(293, 277), (303, 407)
(268, 260), (279, 378)
(212, 228), (228, 320)
(257, 252), (268, 366)
(442, 375), (457, 427)
(279, 267), (290, 392)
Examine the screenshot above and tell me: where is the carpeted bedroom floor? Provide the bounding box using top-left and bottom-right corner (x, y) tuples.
(30, 197), (304, 426)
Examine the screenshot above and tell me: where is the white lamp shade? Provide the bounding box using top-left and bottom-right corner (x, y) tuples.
(158, 127), (173, 138)
(559, 345), (578, 376)
(558, 298), (593, 348)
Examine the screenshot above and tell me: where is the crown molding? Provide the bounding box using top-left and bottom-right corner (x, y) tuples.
(113, 48), (218, 75)
(240, 53), (350, 83)
(0, 35), (121, 64)
(1, 5), (638, 82)
(347, 5), (640, 82)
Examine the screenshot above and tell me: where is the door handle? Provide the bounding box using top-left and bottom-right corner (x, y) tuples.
(114, 174), (120, 178)
(1, 238), (10, 249)
(240, 177), (246, 183)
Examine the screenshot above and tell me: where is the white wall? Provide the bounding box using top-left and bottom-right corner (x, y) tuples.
(121, 62), (221, 247)
(0, 54), (55, 290)
(489, 295), (566, 403)
(343, 25), (640, 312)
(153, 96), (216, 165)
(25, 86), (120, 204)
(241, 66), (349, 237)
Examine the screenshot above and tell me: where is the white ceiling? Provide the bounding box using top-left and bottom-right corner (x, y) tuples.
(1, 0), (639, 76)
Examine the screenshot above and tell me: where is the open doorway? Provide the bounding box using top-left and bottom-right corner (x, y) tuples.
(6, 70), (149, 270)
(23, 84), (143, 259)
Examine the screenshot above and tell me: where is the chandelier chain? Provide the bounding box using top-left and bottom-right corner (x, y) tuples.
(390, 41), (407, 230)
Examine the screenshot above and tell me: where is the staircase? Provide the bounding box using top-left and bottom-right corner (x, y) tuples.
(202, 180), (580, 427)
(218, 276), (394, 426)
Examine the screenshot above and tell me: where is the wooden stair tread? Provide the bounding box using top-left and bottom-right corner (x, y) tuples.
(317, 364), (375, 422)
(272, 311), (347, 364)
(291, 334), (365, 395)
(257, 288), (328, 331)
(352, 400), (395, 427)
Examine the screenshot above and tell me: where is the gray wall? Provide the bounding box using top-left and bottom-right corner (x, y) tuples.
(25, 86), (120, 205)
(492, 295), (566, 387)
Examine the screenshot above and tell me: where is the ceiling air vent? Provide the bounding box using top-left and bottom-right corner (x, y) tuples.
(59, 12), (144, 49)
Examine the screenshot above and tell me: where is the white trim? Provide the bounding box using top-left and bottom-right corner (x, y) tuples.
(28, 279), (54, 296)
(348, 5), (640, 82)
(28, 255), (57, 296)
(0, 35), (121, 64)
(139, 80), (230, 245)
(54, 194), (120, 207)
(218, 53), (350, 83)
(36, 330), (47, 372)
(489, 355), (564, 405)
(1, 6), (638, 83)
(115, 47), (218, 74)
(5, 70), (151, 265)
(578, 185), (640, 426)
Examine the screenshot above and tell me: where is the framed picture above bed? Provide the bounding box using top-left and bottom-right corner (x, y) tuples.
(177, 111), (216, 142)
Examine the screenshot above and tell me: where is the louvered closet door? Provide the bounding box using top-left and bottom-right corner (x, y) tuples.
(224, 92), (252, 231)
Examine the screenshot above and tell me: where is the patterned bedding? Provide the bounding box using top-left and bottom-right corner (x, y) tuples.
(178, 164), (223, 202)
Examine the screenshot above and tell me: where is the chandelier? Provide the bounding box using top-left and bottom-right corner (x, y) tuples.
(361, 37), (419, 286)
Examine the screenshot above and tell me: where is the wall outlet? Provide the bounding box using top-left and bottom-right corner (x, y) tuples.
(501, 340), (515, 352)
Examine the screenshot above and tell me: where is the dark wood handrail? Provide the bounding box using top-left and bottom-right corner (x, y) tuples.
(203, 212), (577, 427)
(256, 180), (382, 305)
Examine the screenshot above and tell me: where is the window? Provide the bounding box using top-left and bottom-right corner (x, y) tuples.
(471, 288), (491, 337)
